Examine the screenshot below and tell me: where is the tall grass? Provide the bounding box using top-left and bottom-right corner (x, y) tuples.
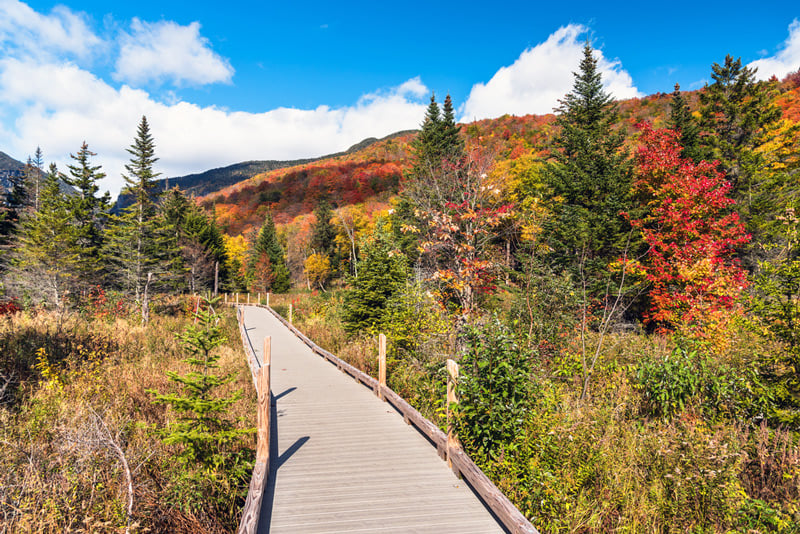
(0, 297), (255, 533)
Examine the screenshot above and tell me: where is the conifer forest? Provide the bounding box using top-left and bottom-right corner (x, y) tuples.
(2, 46), (800, 532)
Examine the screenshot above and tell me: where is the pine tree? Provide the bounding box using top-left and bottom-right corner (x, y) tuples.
(699, 55), (781, 208)
(311, 199), (336, 259)
(406, 93), (468, 212)
(544, 44), (634, 294)
(441, 94), (466, 163)
(249, 210), (290, 292)
(123, 116), (160, 217)
(9, 164), (79, 307)
(0, 162), (28, 258)
(411, 94), (443, 179)
(30, 146), (44, 210)
(105, 117), (163, 299)
(668, 83), (701, 162)
(154, 186), (191, 289)
(181, 202), (226, 292)
(63, 142), (110, 279)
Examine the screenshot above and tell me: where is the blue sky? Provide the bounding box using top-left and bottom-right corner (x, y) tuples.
(1, 0), (799, 196)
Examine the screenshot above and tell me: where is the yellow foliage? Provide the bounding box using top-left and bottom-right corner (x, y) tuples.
(223, 234), (248, 267)
(304, 253), (331, 288)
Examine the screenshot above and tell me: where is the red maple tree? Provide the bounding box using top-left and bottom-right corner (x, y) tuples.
(629, 123), (750, 348)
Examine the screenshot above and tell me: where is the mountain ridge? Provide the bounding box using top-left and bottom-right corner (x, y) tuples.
(113, 130), (416, 212)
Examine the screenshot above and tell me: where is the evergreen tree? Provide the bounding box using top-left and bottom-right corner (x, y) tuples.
(406, 93), (468, 212)
(668, 83), (701, 162)
(699, 55), (781, 208)
(181, 202), (226, 292)
(249, 210), (290, 292)
(149, 297), (252, 466)
(342, 222), (409, 333)
(105, 117), (163, 299)
(154, 187), (190, 290)
(0, 163), (28, 258)
(63, 142), (110, 279)
(8, 164), (79, 307)
(311, 199), (336, 259)
(543, 44), (634, 295)
(123, 116), (161, 220)
(29, 146), (44, 210)
(410, 94), (443, 179)
(441, 94), (466, 163)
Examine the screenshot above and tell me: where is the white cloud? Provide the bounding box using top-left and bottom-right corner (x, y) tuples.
(0, 57), (428, 197)
(0, 0), (102, 60)
(749, 19), (800, 81)
(461, 24), (642, 121)
(114, 18), (234, 87)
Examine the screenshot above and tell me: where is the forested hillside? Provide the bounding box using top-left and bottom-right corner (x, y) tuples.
(2, 47), (800, 533)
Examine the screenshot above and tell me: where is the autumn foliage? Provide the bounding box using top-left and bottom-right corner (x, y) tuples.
(629, 123), (750, 348)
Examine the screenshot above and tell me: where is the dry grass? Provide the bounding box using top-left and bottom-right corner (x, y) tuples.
(0, 299), (255, 533)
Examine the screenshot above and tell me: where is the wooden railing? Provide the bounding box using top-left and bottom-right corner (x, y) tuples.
(239, 302), (540, 534)
(234, 306), (271, 534)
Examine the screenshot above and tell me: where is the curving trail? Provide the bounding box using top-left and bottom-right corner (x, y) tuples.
(239, 305), (505, 534)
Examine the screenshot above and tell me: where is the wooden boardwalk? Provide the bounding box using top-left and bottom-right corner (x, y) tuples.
(240, 305), (507, 534)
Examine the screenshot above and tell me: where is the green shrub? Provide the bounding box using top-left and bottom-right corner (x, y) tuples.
(636, 343), (773, 422)
(636, 346), (701, 418)
(457, 315), (532, 455)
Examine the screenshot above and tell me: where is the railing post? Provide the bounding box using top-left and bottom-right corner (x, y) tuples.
(289, 303), (293, 324)
(267, 292), (270, 307)
(257, 292), (261, 305)
(236, 292), (239, 305)
(446, 359), (459, 471)
(378, 333), (386, 400)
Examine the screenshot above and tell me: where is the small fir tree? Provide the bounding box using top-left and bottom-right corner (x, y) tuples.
(699, 55), (781, 208)
(342, 222), (408, 333)
(149, 297), (252, 467)
(249, 210), (290, 292)
(311, 199), (337, 262)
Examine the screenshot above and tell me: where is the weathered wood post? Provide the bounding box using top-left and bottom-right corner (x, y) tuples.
(258, 336), (271, 461)
(446, 358), (459, 471)
(247, 293), (250, 305)
(257, 292), (261, 305)
(236, 292), (239, 305)
(214, 261), (219, 297)
(378, 333), (387, 400)
(289, 303), (293, 324)
(267, 292), (270, 307)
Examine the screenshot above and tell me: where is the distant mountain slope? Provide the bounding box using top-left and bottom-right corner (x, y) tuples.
(0, 151), (24, 194)
(200, 74), (800, 238)
(113, 130), (415, 212)
(203, 131), (417, 235)
(0, 151), (24, 172)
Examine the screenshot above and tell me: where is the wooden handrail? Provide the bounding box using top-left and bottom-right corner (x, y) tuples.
(235, 323), (272, 534)
(253, 303), (540, 534)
